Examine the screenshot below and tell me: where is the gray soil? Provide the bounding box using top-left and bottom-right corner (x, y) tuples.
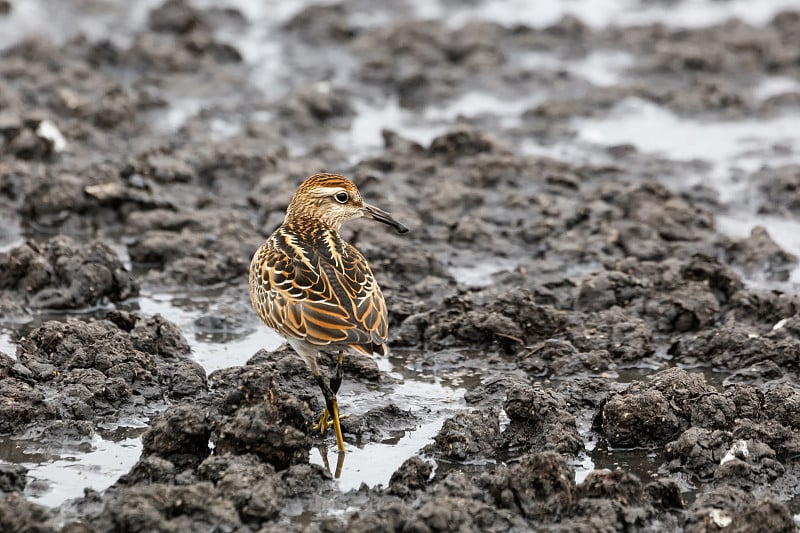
(1, 0), (800, 531)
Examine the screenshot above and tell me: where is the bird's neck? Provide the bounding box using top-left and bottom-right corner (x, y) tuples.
(283, 213), (340, 233)
(282, 216), (344, 245)
(281, 217), (348, 264)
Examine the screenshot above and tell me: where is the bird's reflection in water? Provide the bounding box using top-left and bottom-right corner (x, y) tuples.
(317, 444), (346, 479)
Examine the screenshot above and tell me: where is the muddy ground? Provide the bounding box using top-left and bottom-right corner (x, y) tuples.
(1, 0), (800, 531)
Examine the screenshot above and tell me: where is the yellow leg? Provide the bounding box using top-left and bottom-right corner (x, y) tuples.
(314, 372), (346, 453)
(330, 397), (345, 453)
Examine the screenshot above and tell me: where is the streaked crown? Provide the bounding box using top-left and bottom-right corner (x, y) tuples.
(285, 173), (365, 230)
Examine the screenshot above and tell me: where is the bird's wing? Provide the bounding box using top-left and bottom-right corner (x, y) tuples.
(250, 229), (388, 354)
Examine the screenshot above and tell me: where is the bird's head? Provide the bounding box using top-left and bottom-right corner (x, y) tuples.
(285, 173), (408, 233)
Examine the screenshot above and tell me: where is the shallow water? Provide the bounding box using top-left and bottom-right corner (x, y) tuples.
(17, 435), (143, 508)
(410, 0), (800, 29)
(135, 292), (285, 373)
(0, 0), (162, 48)
(574, 98), (800, 284)
(576, 98), (800, 178)
(309, 360), (465, 491)
(0, 331), (15, 359)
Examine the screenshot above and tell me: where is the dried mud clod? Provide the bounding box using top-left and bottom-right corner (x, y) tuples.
(501, 383), (584, 456)
(0, 312), (202, 435)
(598, 368), (735, 448)
(423, 409), (500, 461)
(683, 486), (795, 533)
(0, 236), (138, 314)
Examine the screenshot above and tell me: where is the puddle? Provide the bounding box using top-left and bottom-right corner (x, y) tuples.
(753, 76), (800, 102)
(136, 292), (284, 373)
(449, 257), (521, 288)
(310, 356), (466, 490)
(574, 416), (597, 484)
(0, 0), (162, 49)
(0, 217), (24, 254)
(0, 330), (15, 358)
(588, 442), (663, 483)
(573, 97), (800, 286)
(576, 98), (800, 176)
(334, 49), (630, 162)
(518, 49), (634, 87)
(335, 98), (448, 160)
(570, 50), (635, 87)
(339, 90), (545, 162)
(309, 419), (442, 491)
(3, 434), (143, 508)
(409, 0), (800, 29)
(424, 91), (544, 124)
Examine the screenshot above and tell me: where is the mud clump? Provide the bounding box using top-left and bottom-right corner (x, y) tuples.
(670, 320), (800, 372)
(126, 211), (263, 287)
(0, 311), (202, 435)
(501, 383), (583, 456)
(91, 482), (242, 533)
(0, 464), (27, 493)
(481, 451), (576, 521)
(684, 486), (795, 533)
(341, 404), (418, 444)
(661, 382), (800, 495)
(353, 21), (505, 107)
(424, 409), (500, 461)
(756, 164), (800, 216)
(388, 456), (433, 496)
(0, 494), (57, 532)
(216, 400), (310, 471)
(97, 360), (326, 531)
(0, 236), (138, 314)
(141, 404), (212, 468)
(203, 354), (314, 470)
(599, 368), (734, 447)
(419, 288), (570, 352)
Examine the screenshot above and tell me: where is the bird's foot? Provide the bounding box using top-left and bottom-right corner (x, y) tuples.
(313, 408), (349, 434)
(313, 409), (331, 433)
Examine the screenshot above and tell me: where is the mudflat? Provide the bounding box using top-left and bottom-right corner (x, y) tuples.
(1, 1), (799, 531)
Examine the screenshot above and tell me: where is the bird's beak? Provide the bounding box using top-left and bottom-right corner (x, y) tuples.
(362, 203), (408, 233)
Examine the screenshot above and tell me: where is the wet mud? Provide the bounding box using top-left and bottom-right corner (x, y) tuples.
(1, 0), (800, 531)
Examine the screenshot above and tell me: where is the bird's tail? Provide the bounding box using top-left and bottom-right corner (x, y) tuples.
(350, 342), (387, 356)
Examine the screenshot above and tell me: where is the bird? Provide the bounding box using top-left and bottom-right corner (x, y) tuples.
(249, 173), (408, 453)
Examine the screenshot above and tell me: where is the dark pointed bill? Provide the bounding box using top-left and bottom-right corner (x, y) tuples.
(362, 203), (408, 233)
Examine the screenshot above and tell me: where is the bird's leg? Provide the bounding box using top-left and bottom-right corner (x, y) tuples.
(315, 374), (345, 452)
(328, 350), (350, 424)
(330, 350), (344, 394)
(313, 350), (348, 434)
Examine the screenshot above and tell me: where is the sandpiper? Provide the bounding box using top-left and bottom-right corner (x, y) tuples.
(249, 173), (408, 452)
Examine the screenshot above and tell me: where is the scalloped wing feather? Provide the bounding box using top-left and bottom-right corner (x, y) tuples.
(249, 224), (389, 355)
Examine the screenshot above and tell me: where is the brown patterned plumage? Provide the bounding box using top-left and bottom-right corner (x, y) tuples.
(249, 173), (407, 453)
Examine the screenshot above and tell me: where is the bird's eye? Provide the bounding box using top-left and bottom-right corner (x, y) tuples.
(334, 192), (349, 204)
